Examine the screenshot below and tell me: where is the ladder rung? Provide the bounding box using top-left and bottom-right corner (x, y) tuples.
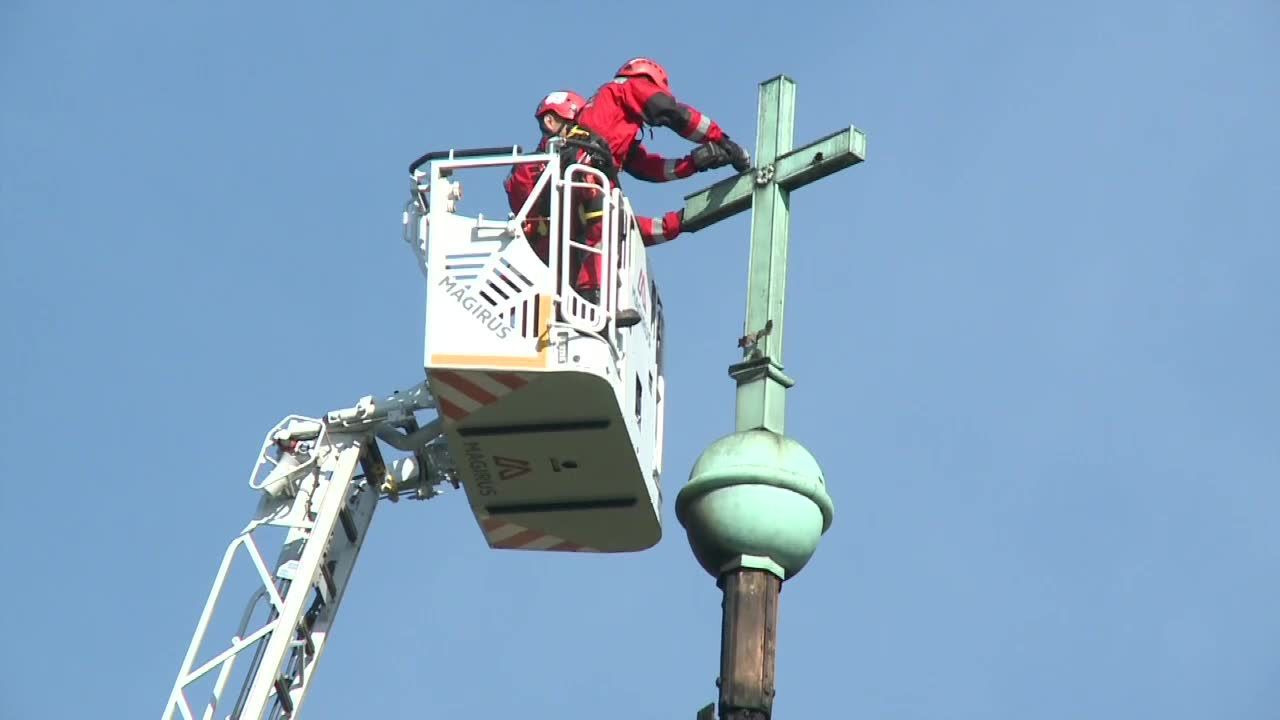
(338, 507), (358, 543)
(319, 562), (337, 600)
(274, 678), (295, 716)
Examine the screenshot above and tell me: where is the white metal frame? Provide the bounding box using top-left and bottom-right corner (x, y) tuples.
(614, 190), (641, 318)
(161, 384), (449, 720)
(411, 148), (644, 339)
(558, 162), (616, 333)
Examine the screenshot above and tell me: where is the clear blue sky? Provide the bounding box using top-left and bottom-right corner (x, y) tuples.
(3, 1), (1278, 718)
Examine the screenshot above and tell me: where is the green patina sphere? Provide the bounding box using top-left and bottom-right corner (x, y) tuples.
(676, 429), (834, 580)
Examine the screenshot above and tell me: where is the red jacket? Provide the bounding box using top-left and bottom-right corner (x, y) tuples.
(633, 211), (682, 246)
(503, 136), (556, 217)
(503, 136), (690, 248)
(504, 136), (698, 216)
(575, 76), (726, 171)
(624, 142), (699, 182)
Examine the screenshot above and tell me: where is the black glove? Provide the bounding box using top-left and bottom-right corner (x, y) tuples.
(717, 137), (752, 173)
(559, 140), (611, 176)
(689, 142), (731, 171)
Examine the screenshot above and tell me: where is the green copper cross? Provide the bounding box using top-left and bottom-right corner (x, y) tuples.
(681, 75), (867, 434)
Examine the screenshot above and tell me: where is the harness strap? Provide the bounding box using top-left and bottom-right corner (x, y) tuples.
(562, 124), (619, 184)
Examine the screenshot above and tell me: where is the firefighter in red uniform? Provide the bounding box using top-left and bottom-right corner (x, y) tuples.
(560, 58), (751, 302)
(504, 89), (730, 262)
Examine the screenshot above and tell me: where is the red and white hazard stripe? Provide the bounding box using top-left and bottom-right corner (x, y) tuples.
(479, 516), (598, 553)
(430, 369), (531, 422)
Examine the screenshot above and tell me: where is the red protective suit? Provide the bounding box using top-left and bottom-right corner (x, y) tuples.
(573, 75), (726, 173)
(503, 135), (691, 268)
(559, 73), (738, 291)
(624, 143), (700, 183)
(505, 137), (698, 218)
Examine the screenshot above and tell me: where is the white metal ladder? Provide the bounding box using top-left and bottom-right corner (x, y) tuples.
(161, 384), (451, 720)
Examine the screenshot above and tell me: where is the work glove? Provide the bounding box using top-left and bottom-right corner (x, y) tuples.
(689, 142), (731, 171)
(717, 137), (752, 173)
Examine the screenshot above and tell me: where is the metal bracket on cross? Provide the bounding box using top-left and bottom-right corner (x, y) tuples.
(737, 318), (774, 357)
(680, 75), (868, 434)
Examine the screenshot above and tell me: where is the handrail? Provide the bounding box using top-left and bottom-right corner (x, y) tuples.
(408, 145), (524, 175)
(558, 163), (616, 334)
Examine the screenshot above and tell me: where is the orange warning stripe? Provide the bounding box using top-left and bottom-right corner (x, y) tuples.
(489, 372), (529, 391)
(431, 369), (498, 405)
(429, 369), (532, 424)
(479, 516), (596, 553)
(437, 396), (467, 421)
(492, 528), (546, 549)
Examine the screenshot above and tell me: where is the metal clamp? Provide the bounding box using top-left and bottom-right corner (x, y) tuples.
(737, 319), (774, 354)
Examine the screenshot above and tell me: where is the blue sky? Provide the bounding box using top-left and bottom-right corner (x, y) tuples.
(3, 0), (1278, 718)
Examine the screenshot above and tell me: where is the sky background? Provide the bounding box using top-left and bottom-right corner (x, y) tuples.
(3, 0), (1279, 718)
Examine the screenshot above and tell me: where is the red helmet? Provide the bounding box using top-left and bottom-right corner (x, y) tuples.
(615, 57), (669, 92)
(535, 90), (586, 122)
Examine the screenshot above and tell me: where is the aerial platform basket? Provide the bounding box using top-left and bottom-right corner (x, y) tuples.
(404, 145), (668, 553)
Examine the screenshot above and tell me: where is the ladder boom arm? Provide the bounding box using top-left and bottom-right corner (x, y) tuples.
(162, 381), (452, 720)
(237, 435), (379, 720)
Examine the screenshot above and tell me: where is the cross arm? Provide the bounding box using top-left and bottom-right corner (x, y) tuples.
(680, 125), (867, 232)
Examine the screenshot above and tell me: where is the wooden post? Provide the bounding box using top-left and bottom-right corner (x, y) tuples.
(717, 570), (781, 720)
